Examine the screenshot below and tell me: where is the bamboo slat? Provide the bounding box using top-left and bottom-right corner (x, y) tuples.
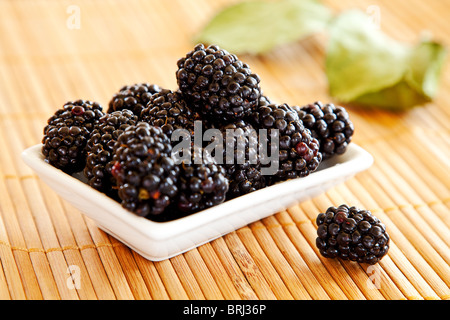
(154, 259), (190, 300)
(210, 237), (259, 300)
(196, 243), (242, 300)
(0, 0), (448, 300)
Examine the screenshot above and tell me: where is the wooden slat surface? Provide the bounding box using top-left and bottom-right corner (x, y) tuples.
(0, 0), (449, 300)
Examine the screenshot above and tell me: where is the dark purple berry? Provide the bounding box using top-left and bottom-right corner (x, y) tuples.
(111, 122), (179, 220)
(107, 83), (162, 116)
(42, 100), (104, 173)
(176, 44), (261, 123)
(315, 205), (390, 264)
(293, 102), (354, 160)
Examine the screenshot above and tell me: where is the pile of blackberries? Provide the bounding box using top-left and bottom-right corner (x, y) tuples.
(42, 44), (355, 223)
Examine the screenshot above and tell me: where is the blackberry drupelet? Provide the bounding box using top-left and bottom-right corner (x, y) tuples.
(111, 122), (179, 219)
(177, 157), (229, 214)
(83, 109), (138, 193)
(140, 88), (200, 138)
(176, 43), (261, 123)
(42, 100), (105, 173)
(258, 94), (272, 107)
(250, 103), (322, 181)
(107, 83), (161, 116)
(294, 102), (354, 160)
(316, 204), (390, 265)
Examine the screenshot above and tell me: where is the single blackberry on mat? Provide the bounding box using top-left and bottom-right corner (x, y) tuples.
(42, 100), (104, 173)
(316, 205), (390, 265)
(111, 122), (179, 219)
(176, 43), (261, 123)
(250, 103), (322, 182)
(107, 83), (161, 116)
(293, 102), (354, 159)
(83, 109), (138, 192)
(140, 89), (200, 138)
(177, 157), (229, 215)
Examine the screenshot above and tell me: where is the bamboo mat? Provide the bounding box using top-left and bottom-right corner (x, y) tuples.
(0, 0), (449, 300)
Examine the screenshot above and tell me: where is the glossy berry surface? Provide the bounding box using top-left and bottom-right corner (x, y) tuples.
(316, 204), (390, 265)
(42, 100), (104, 173)
(107, 83), (161, 116)
(218, 120), (266, 198)
(140, 88), (199, 138)
(111, 122), (179, 219)
(176, 43), (261, 123)
(177, 158), (229, 215)
(83, 109), (138, 193)
(250, 103), (322, 181)
(294, 101), (354, 160)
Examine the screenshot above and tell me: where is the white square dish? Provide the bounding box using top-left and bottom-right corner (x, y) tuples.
(22, 143), (373, 261)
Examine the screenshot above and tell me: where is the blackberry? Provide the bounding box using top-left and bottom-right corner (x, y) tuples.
(42, 100), (104, 173)
(223, 121), (266, 198)
(177, 157), (229, 214)
(206, 120), (266, 198)
(316, 205), (390, 265)
(176, 43), (261, 123)
(250, 103), (322, 181)
(111, 122), (179, 219)
(140, 89), (200, 138)
(293, 102), (354, 159)
(226, 165), (266, 199)
(83, 109), (138, 192)
(107, 83), (161, 116)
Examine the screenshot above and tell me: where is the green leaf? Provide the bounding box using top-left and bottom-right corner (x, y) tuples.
(194, 0), (332, 55)
(405, 40), (447, 99)
(326, 10), (447, 111)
